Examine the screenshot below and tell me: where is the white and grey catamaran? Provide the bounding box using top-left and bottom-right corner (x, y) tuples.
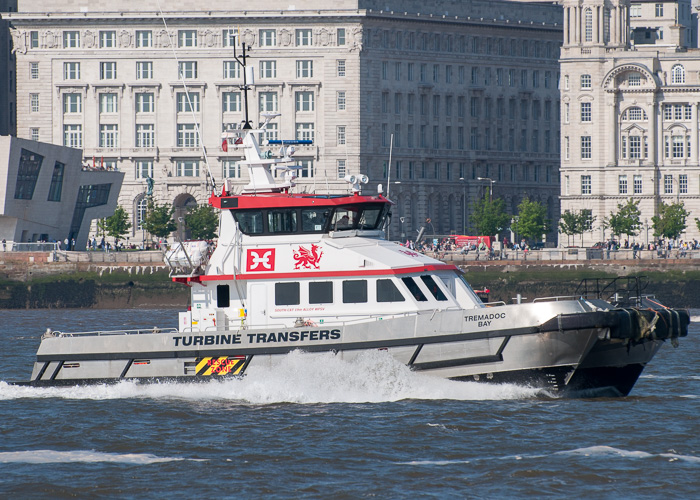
(21, 41), (690, 397)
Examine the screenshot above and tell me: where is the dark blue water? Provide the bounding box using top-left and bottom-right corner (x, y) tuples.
(0, 309), (698, 498)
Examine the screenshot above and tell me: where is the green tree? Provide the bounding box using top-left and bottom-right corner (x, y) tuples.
(470, 194), (510, 237)
(512, 197), (549, 242)
(604, 198), (641, 240)
(559, 209), (596, 247)
(142, 200), (177, 239)
(103, 206), (132, 244)
(652, 201), (689, 240)
(184, 204), (219, 240)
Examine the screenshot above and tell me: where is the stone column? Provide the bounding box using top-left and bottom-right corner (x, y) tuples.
(693, 102), (699, 164)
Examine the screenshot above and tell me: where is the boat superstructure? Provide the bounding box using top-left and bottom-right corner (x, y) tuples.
(20, 42), (690, 397)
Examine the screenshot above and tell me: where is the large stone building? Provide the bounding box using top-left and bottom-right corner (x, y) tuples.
(560, 0), (700, 246)
(6, 0), (562, 242)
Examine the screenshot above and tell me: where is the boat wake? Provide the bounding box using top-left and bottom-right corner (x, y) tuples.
(0, 449), (199, 465)
(0, 350), (540, 403)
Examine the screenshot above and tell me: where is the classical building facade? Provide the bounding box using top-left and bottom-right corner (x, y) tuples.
(560, 0), (700, 246)
(7, 0), (562, 242)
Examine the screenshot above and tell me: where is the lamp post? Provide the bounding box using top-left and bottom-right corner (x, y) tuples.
(459, 177), (467, 234)
(476, 177), (495, 201)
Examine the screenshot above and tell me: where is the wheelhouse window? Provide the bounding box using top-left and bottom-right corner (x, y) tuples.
(421, 275), (448, 301)
(301, 209), (329, 232)
(275, 282), (300, 306)
(402, 277), (427, 301)
(217, 285), (230, 308)
(309, 282), (333, 304)
(234, 210), (264, 234)
(377, 279), (405, 302)
(268, 210), (298, 233)
(342, 280), (367, 303)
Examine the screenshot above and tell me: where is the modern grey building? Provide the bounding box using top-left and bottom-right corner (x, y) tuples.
(0, 135), (123, 248)
(6, 0), (562, 242)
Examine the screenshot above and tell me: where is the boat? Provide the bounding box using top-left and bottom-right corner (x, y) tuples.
(18, 45), (690, 398)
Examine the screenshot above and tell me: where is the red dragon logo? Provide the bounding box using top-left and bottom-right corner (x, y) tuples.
(293, 244), (323, 269)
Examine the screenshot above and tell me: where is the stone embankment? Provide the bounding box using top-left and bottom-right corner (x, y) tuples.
(1, 250), (698, 309)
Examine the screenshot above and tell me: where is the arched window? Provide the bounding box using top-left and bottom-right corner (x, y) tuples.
(585, 8), (593, 42)
(136, 195), (148, 230)
(622, 107), (648, 121)
(603, 8), (611, 43)
(672, 64), (685, 84)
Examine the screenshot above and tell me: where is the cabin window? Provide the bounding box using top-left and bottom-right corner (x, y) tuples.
(268, 210), (297, 233)
(377, 279), (405, 302)
(342, 280), (367, 303)
(358, 207), (383, 230)
(301, 209), (329, 232)
(309, 281), (333, 304)
(216, 285), (230, 308)
(402, 277), (428, 301)
(275, 282), (300, 305)
(421, 275), (448, 301)
(332, 208), (358, 230)
(234, 210), (264, 234)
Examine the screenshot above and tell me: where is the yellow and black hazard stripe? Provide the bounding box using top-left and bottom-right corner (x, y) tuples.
(195, 355), (246, 376)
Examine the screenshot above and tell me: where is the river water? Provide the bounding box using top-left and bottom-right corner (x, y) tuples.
(0, 309), (698, 498)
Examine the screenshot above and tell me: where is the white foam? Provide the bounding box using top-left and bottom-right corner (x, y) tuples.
(558, 446), (700, 464)
(0, 350), (540, 404)
(689, 315), (700, 323)
(0, 449), (193, 464)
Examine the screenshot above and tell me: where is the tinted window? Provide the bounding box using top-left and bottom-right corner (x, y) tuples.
(342, 280), (367, 303)
(234, 210), (264, 234)
(268, 209), (297, 233)
(309, 281), (333, 304)
(275, 282), (300, 305)
(402, 277), (427, 301)
(358, 207), (383, 229)
(301, 209), (329, 232)
(332, 207), (359, 230)
(217, 284), (230, 308)
(421, 275), (448, 301)
(377, 279), (405, 302)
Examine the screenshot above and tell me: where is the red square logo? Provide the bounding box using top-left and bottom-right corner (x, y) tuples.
(246, 248), (276, 272)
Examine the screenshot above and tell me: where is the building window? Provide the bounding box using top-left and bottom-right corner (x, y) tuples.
(672, 65), (685, 84)
(14, 149), (44, 200)
(680, 174), (688, 193)
(30, 31), (38, 48)
(296, 29), (312, 46)
(63, 31), (80, 48)
(223, 61), (241, 79)
(136, 61), (153, 79)
(63, 124), (82, 148)
(30, 128), (39, 141)
(298, 159), (314, 178)
(135, 124), (155, 148)
(634, 174), (643, 194)
(222, 29), (237, 47)
(178, 61), (197, 79)
(619, 175), (628, 194)
(628, 72), (641, 86)
(136, 160), (154, 179)
(29, 93), (39, 113)
(259, 60), (277, 78)
(176, 160), (200, 177)
(655, 3), (664, 17)
(337, 159), (346, 179)
(337, 28), (346, 46)
(47, 162), (65, 202)
(584, 8), (593, 42)
(259, 92), (278, 112)
(135, 92), (154, 113)
(664, 174), (673, 194)
(259, 29), (276, 46)
(336, 126), (346, 145)
(99, 124), (119, 148)
(63, 93), (82, 113)
(336, 91), (346, 111)
(63, 62), (80, 80)
(222, 92), (241, 112)
(296, 60), (313, 78)
(100, 62), (117, 80)
(136, 30), (152, 48)
(30, 62), (39, 79)
(581, 175), (592, 195)
(223, 160), (241, 178)
(99, 93), (118, 114)
(178, 30), (197, 48)
(177, 124), (199, 148)
(581, 136), (592, 159)
(296, 123), (314, 142)
(99, 30), (116, 48)
(136, 197), (148, 230)
(295, 91), (314, 112)
(581, 74), (592, 89)
(337, 60), (346, 77)
(581, 102), (591, 122)
(176, 92), (200, 113)
(264, 123), (279, 142)
(631, 3), (642, 17)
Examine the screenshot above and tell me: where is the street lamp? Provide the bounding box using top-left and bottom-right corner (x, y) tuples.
(476, 177), (495, 201)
